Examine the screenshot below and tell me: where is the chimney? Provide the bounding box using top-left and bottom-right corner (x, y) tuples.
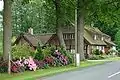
(28, 27), (33, 35)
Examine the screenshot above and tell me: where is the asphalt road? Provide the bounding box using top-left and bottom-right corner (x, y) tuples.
(41, 61), (120, 80)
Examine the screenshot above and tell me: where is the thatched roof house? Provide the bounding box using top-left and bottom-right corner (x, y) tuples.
(13, 33), (59, 49)
(13, 26), (115, 55)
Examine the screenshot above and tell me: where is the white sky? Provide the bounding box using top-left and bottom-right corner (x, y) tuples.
(0, 0), (3, 11)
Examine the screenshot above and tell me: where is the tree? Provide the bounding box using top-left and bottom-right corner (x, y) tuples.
(3, 0), (31, 74)
(115, 29), (120, 50)
(94, 21), (119, 41)
(12, 0), (46, 34)
(9, 0), (120, 61)
(53, 0), (66, 50)
(75, 0), (91, 60)
(3, 0), (12, 61)
(3, 0), (12, 74)
(75, 0), (120, 60)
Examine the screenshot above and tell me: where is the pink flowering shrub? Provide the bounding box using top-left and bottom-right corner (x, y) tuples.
(10, 46), (73, 73)
(11, 57), (37, 73)
(27, 57), (37, 71)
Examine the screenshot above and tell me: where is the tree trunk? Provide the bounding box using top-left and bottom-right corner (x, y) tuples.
(55, 0), (66, 50)
(76, 0), (85, 60)
(3, 0), (12, 74)
(77, 12), (85, 60)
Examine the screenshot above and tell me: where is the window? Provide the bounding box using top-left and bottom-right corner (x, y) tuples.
(101, 37), (104, 41)
(63, 34), (67, 39)
(93, 35), (97, 40)
(71, 34), (74, 39)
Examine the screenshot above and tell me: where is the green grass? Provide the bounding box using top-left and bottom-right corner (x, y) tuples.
(0, 61), (106, 80)
(105, 56), (120, 61)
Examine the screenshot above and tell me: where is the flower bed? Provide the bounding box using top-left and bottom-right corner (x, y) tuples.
(0, 45), (73, 73)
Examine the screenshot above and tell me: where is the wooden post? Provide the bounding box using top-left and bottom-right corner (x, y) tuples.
(8, 52), (11, 74)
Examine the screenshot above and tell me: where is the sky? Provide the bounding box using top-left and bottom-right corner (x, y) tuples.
(0, 0), (3, 11)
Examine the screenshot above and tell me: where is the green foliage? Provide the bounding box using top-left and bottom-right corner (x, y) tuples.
(66, 52), (74, 64)
(42, 47), (53, 57)
(117, 52), (120, 57)
(92, 49), (103, 55)
(12, 44), (35, 59)
(58, 46), (73, 63)
(88, 55), (105, 60)
(34, 43), (44, 60)
(12, 0), (56, 35)
(115, 29), (120, 50)
(0, 61), (8, 73)
(34, 45), (73, 65)
(94, 21), (119, 40)
(34, 45), (57, 61)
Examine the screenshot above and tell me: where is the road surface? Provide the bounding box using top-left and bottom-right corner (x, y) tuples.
(41, 61), (120, 80)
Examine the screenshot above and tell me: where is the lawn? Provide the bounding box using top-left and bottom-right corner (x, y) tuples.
(0, 61), (107, 80)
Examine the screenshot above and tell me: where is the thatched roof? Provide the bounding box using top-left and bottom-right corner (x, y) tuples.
(13, 26), (115, 47)
(84, 30), (107, 46)
(13, 33), (55, 47)
(62, 26), (108, 45)
(34, 33), (55, 45)
(104, 40), (116, 46)
(84, 26), (110, 37)
(24, 33), (41, 46)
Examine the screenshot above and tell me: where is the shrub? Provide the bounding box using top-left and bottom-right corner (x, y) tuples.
(57, 47), (73, 64)
(11, 57), (37, 72)
(42, 47), (52, 57)
(65, 52), (74, 64)
(44, 56), (54, 66)
(42, 45), (56, 57)
(12, 44), (35, 59)
(0, 61), (8, 73)
(34, 45), (56, 61)
(92, 49), (103, 55)
(34, 45), (73, 68)
(33, 60), (45, 69)
(108, 48), (118, 56)
(27, 57), (37, 71)
(34, 44), (44, 61)
(53, 50), (68, 66)
(53, 58), (62, 66)
(11, 62), (25, 73)
(88, 55), (105, 60)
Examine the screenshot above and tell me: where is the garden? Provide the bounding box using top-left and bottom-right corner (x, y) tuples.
(0, 43), (120, 80)
(88, 48), (119, 60)
(0, 43), (73, 73)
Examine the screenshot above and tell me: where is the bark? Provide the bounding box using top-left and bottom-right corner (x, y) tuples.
(77, 12), (85, 60)
(55, 0), (66, 50)
(76, 0), (85, 60)
(3, 0), (12, 74)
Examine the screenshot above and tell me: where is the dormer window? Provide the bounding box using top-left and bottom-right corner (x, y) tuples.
(94, 35), (97, 40)
(101, 37), (104, 41)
